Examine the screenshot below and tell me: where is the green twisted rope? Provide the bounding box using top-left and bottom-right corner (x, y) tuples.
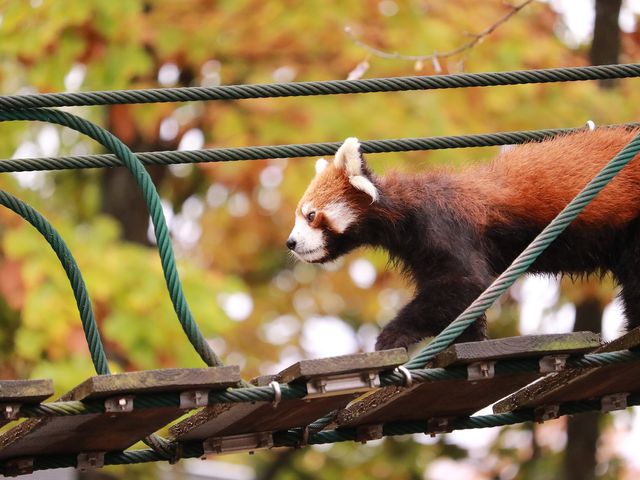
(3, 123), (640, 173)
(401, 131), (640, 371)
(0, 191), (109, 375)
(0, 108), (222, 368)
(1, 64), (639, 110)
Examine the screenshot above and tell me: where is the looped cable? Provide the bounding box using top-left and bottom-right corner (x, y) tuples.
(395, 366), (413, 388)
(269, 381), (282, 408)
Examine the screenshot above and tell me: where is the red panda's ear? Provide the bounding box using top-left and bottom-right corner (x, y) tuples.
(315, 158), (328, 176)
(334, 137), (379, 202)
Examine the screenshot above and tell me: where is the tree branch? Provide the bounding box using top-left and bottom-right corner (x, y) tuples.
(345, 0), (535, 68)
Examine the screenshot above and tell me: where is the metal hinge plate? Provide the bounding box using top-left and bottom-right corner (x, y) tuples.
(306, 371), (380, 398)
(77, 452), (105, 471)
(203, 432), (273, 455)
(601, 393), (629, 413)
(467, 361), (495, 380)
(180, 390), (209, 409)
(539, 355), (568, 373)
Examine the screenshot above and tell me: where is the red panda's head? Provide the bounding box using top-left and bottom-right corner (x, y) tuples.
(286, 137), (379, 263)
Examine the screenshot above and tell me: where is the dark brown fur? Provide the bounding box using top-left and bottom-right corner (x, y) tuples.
(297, 129), (640, 350)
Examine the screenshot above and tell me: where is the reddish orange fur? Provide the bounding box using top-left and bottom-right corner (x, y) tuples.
(292, 129), (640, 350)
(459, 128), (640, 228)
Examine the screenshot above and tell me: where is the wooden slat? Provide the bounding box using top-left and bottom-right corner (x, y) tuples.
(72, 367), (239, 399)
(0, 366), (240, 461)
(337, 334), (601, 428)
(170, 350), (407, 444)
(0, 379), (54, 429)
(432, 332), (600, 368)
(0, 379), (53, 403)
(276, 349), (407, 383)
(494, 328), (640, 413)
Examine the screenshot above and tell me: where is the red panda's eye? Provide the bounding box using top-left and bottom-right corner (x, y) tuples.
(307, 211), (316, 222)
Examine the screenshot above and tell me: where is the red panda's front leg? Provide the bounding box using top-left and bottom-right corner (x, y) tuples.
(375, 273), (490, 351)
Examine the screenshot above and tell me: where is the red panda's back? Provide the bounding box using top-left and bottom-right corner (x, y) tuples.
(471, 128), (640, 228)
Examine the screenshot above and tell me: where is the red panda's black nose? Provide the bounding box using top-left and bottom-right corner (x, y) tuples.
(286, 238), (297, 250)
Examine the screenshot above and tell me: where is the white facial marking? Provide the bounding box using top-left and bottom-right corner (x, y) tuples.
(323, 201), (356, 233)
(288, 211), (326, 262)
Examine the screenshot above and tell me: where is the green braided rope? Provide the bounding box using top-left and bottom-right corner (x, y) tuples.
(1, 64), (640, 110)
(16, 394), (640, 474)
(4, 123), (640, 173)
(15, 349), (640, 419)
(0, 109), (221, 368)
(0, 191), (109, 375)
(11, 385), (640, 474)
(403, 131), (640, 371)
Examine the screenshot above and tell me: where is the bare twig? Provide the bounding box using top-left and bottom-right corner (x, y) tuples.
(345, 0), (535, 65)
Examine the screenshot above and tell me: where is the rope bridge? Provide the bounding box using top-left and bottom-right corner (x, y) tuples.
(0, 64), (639, 475)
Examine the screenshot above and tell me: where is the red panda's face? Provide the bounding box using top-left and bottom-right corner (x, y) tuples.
(286, 138), (378, 263)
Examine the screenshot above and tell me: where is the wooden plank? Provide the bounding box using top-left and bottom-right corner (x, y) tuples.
(170, 350), (408, 444)
(0, 379), (53, 403)
(337, 371), (541, 427)
(432, 332), (601, 368)
(276, 349), (407, 383)
(337, 334), (600, 428)
(0, 366), (240, 461)
(494, 327), (640, 413)
(0, 379), (54, 429)
(72, 367), (239, 400)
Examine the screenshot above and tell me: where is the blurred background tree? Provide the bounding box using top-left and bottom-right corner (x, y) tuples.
(0, 0), (640, 479)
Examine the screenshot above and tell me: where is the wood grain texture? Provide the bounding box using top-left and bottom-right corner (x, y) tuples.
(70, 366), (240, 399)
(170, 393), (359, 441)
(276, 349), (407, 383)
(337, 372), (541, 426)
(0, 367), (240, 461)
(433, 332), (601, 368)
(337, 334), (603, 427)
(493, 327), (640, 413)
(0, 379), (53, 403)
(171, 351), (407, 441)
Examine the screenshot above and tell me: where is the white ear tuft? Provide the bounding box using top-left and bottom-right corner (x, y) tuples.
(334, 137), (362, 176)
(349, 175), (379, 203)
(315, 158), (329, 176)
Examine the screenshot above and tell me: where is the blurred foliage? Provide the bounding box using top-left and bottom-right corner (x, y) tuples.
(0, 0), (639, 478)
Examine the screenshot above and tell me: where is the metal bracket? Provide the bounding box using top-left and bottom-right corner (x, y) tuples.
(77, 452), (105, 471)
(426, 417), (451, 437)
(3, 458), (34, 477)
(104, 395), (134, 413)
(0, 403), (21, 421)
(203, 432), (273, 455)
(601, 393), (629, 413)
(306, 371), (380, 398)
(180, 390), (209, 409)
(534, 404), (560, 423)
(467, 361), (495, 380)
(539, 355), (568, 374)
(356, 424), (384, 443)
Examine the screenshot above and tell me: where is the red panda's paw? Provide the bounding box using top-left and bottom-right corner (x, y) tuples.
(374, 329), (423, 351)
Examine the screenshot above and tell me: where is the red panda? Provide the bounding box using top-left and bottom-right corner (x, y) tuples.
(286, 129), (640, 351)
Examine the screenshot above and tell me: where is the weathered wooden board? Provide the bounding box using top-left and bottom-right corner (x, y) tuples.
(0, 367), (240, 461)
(337, 333), (601, 428)
(494, 328), (640, 413)
(0, 379), (53, 404)
(170, 350), (407, 445)
(432, 332), (600, 368)
(0, 379), (54, 429)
